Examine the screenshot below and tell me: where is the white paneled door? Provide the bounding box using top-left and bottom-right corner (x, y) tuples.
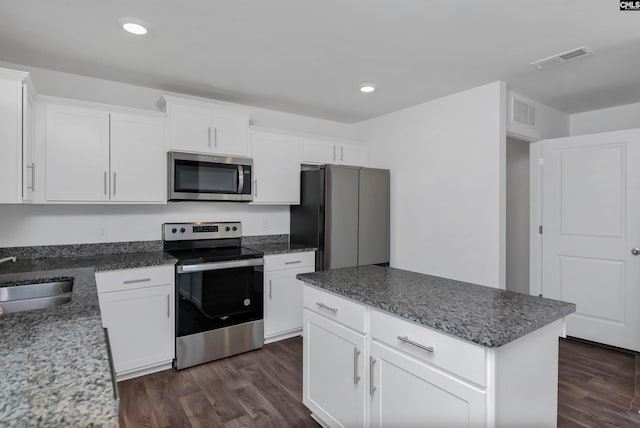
(541, 129), (640, 351)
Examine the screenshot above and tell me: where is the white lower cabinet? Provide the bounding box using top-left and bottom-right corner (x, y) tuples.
(304, 310), (366, 428)
(264, 251), (315, 342)
(369, 341), (486, 428)
(303, 284), (564, 428)
(96, 265), (175, 380)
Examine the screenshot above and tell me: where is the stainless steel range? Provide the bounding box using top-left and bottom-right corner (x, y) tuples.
(163, 222), (264, 370)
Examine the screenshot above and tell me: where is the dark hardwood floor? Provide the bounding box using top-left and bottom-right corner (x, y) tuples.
(558, 338), (640, 427)
(119, 336), (640, 427)
(118, 337), (318, 428)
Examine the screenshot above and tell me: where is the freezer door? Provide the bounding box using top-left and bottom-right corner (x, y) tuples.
(358, 168), (390, 266)
(325, 165), (359, 269)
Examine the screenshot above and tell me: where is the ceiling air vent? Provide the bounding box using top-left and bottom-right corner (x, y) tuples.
(531, 46), (593, 70)
(512, 97), (536, 127)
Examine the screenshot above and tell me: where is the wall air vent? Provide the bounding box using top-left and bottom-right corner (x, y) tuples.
(512, 97), (536, 127)
(531, 46), (593, 70)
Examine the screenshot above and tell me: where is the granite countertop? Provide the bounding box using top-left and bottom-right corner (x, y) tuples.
(0, 243), (177, 427)
(0, 268), (118, 426)
(0, 249), (176, 276)
(297, 265), (576, 348)
(246, 242), (317, 256)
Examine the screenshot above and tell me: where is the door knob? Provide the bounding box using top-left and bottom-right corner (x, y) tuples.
(632, 248), (640, 256)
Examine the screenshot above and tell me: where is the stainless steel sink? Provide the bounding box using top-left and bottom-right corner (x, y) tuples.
(0, 277), (73, 315)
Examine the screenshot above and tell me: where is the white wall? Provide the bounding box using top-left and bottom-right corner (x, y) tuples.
(0, 203), (289, 247)
(570, 101), (640, 136)
(0, 60), (356, 139)
(506, 137), (530, 295)
(354, 81), (507, 288)
(0, 61), (360, 248)
(507, 91), (569, 141)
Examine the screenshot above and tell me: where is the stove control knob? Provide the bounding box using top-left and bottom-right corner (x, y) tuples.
(225, 226), (231, 232)
(180, 228), (186, 233)
(232, 226), (238, 231)
(171, 228), (177, 234)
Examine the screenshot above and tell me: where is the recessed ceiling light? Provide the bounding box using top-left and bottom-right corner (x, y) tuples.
(359, 84), (377, 93)
(119, 17), (148, 35)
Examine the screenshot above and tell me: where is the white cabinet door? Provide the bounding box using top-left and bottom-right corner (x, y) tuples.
(265, 267), (311, 338)
(211, 109), (249, 156)
(45, 104), (110, 201)
(302, 138), (338, 164)
(303, 309), (366, 428)
(110, 113), (165, 202)
(22, 84), (35, 201)
(167, 102), (212, 153)
(541, 130), (640, 351)
(0, 77), (23, 203)
(340, 143), (368, 167)
(99, 284), (174, 375)
(251, 131), (302, 204)
(302, 138), (368, 167)
(370, 341), (486, 428)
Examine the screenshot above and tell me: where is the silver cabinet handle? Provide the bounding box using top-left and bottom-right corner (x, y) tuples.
(340, 147), (344, 162)
(284, 260), (302, 265)
(112, 172), (117, 196)
(26, 163), (35, 191)
(122, 278), (151, 285)
(354, 348), (361, 385)
(332, 145), (336, 161)
(214, 127), (217, 148)
(269, 279), (272, 300)
(632, 248), (640, 256)
(254, 179), (258, 197)
(104, 171), (108, 195)
(316, 302), (338, 313)
(369, 356), (377, 396)
(397, 336), (434, 353)
(208, 127), (212, 148)
(167, 294), (170, 318)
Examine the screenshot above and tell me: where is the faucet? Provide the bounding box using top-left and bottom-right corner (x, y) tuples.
(0, 256), (17, 265)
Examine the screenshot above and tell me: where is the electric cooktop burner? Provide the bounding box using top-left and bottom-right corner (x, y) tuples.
(162, 221), (263, 265)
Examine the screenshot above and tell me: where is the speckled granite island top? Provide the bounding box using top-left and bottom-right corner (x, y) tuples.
(0, 241), (177, 427)
(297, 265), (575, 348)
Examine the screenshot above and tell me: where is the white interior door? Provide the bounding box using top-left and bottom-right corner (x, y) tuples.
(541, 129), (640, 351)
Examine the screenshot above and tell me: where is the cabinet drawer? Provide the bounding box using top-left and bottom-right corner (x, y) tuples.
(303, 285), (366, 334)
(371, 310), (487, 386)
(96, 264), (174, 294)
(265, 251), (315, 272)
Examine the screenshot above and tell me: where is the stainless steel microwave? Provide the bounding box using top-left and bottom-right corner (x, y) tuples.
(168, 152), (253, 202)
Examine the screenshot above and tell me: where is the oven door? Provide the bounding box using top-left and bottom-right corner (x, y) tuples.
(168, 152), (253, 201)
(175, 259), (264, 338)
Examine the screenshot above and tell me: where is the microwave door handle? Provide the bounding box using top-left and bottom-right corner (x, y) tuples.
(238, 165), (245, 194)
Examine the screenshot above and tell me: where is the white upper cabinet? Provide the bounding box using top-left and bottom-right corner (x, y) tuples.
(46, 104), (111, 202)
(45, 101), (165, 203)
(0, 69), (35, 204)
(302, 137), (368, 167)
(110, 113), (165, 202)
(160, 96), (249, 157)
(250, 129), (302, 205)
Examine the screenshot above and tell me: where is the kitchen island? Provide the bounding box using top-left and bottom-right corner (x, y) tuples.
(297, 265), (575, 428)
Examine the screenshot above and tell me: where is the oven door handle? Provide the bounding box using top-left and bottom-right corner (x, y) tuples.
(177, 258), (264, 273)
(238, 165), (245, 194)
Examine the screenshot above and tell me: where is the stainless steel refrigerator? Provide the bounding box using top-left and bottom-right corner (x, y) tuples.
(290, 164), (390, 270)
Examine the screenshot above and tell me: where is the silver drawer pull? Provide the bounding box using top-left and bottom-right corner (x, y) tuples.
(123, 278), (151, 285)
(316, 302), (338, 313)
(285, 260), (302, 265)
(397, 336), (434, 353)
(369, 356), (377, 396)
(353, 348), (361, 385)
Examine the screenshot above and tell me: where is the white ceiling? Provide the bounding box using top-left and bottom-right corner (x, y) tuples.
(0, 0), (639, 123)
